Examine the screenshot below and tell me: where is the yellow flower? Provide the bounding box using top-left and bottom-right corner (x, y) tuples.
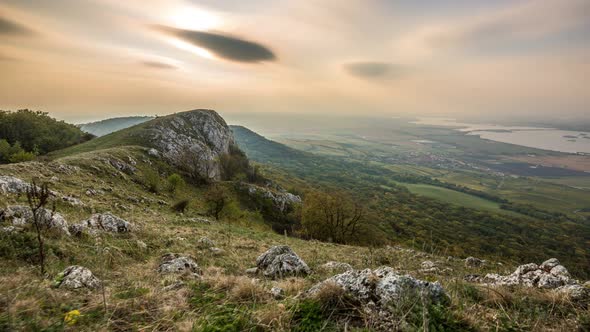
(64, 309), (81, 325)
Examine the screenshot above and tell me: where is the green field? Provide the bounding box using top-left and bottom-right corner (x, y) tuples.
(403, 183), (503, 212)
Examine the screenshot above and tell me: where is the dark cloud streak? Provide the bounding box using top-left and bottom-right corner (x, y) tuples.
(344, 62), (402, 80)
(155, 25), (276, 63)
(0, 16), (33, 36)
(141, 60), (177, 70)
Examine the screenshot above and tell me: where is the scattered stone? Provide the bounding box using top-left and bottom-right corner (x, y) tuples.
(270, 286), (285, 299)
(49, 176), (59, 183)
(2, 205), (70, 235)
(85, 188), (105, 196)
(308, 267), (447, 307)
(105, 158), (136, 174)
(478, 258), (574, 289)
(419, 260), (440, 274)
(256, 245), (310, 279)
(320, 261), (353, 272)
(183, 216), (213, 223)
(197, 236), (215, 249)
(62, 195), (84, 206)
(245, 267), (258, 276)
(69, 213), (133, 236)
(56, 164), (80, 175)
(0, 226), (22, 233)
(0, 176), (31, 194)
(137, 240), (148, 250)
(465, 257), (485, 268)
(158, 253), (201, 276)
(147, 148), (160, 157)
(55, 266), (101, 290)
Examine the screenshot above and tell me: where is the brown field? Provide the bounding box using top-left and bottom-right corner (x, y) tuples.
(509, 154), (590, 172)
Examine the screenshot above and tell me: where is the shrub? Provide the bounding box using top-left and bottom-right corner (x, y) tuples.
(167, 173), (185, 194)
(171, 199), (189, 213)
(204, 185), (229, 220)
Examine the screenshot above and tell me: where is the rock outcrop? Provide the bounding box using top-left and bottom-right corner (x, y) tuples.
(158, 253), (201, 276)
(255, 245), (310, 278)
(0, 176), (31, 194)
(465, 256), (485, 268)
(1, 205), (70, 236)
(482, 258), (573, 289)
(55, 266), (101, 290)
(308, 267), (447, 307)
(144, 110), (236, 181)
(241, 183), (302, 212)
(69, 213), (133, 236)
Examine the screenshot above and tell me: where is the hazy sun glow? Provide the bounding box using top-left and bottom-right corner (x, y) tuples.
(168, 37), (215, 60)
(167, 6), (220, 31)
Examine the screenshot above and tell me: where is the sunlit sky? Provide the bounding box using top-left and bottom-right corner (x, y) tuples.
(0, 0), (589, 122)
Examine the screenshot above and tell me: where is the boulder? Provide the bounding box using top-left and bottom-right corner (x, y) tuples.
(2, 205), (70, 235)
(56, 266), (101, 290)
(242, 183), (302, 212)
(308, 267), (447, 307)
(158, 253), (201, 276)
(465, 257), (485, 268)
(69, 213), (133, 236)
(556, 284), (590, 303)
(0, 176), (31, 194)
(256, 245), (310, 279)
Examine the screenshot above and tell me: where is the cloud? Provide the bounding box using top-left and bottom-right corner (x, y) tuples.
(155, 25), (276, 63)
(344, 62), (403, 80)
(0, 16), (32, 36)
(141, 60), (177, 70)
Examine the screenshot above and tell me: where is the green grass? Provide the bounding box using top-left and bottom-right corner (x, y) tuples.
(403, 183), (503, 212)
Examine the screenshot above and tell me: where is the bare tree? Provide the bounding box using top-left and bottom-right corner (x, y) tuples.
(26, 179), (54, 276)
(177, 145), (215, 184)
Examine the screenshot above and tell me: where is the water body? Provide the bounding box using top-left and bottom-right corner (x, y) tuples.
(412, 118), (590, 154)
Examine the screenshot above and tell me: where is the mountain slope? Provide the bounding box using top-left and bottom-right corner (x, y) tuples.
(232, 125), (590, 278)
(0, 113), (588, 331)
(79, 116), (154, 137)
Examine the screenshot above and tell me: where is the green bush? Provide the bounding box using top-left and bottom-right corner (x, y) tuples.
(143, 169), (160, 193)
(167, 173), (185, 194)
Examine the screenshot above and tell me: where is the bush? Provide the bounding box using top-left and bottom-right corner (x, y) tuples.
(171, 199), (189, 213)
(204, 185), (230, 220)
(166, 173), (185, 194)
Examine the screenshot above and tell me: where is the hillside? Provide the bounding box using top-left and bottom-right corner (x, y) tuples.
(0, 112), (589, 331)
(79, 116), (154, 137)
(232, 126), (590, 278)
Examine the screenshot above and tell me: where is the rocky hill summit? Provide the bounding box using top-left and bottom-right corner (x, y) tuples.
(144, 110), (236, 181)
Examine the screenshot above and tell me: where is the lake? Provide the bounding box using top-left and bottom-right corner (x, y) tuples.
(412, 118), (590, 154)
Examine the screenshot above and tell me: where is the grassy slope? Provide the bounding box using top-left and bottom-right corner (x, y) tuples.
(1, 147), (588, 331)
(403, 183), (503, 212)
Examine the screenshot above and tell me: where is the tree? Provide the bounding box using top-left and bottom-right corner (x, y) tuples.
(300, 191), (363, 244)
(26, 179), (54, 276)
(177, 146), (215, 184)
(204, 185), (229, 220)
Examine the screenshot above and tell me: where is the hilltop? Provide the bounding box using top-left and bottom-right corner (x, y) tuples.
(1, 110), (589, 331)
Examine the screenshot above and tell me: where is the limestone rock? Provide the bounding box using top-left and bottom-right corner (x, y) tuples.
(556, 284), (590, 303)
(242, 183), (302, 212)
(0, 176), (31, 194)
(465, 257), (485, 268)
(2, 205), (70, 236)
(308, 267), (447, 307)
(56, 266), (101, 290)
(69, 213), (133, 236)
(145, 110), (236, 181)
(480, 258), (573, 289)
(245, 267), (258, 276)
(270, 286), (285, 299)
(158, 253), (201, 276)
(256, 245), (310, 279)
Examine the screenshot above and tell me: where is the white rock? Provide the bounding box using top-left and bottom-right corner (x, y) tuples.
(158, 253), (201, 276)
(56, 266), (101, 290)
(256, 245), (310, 279)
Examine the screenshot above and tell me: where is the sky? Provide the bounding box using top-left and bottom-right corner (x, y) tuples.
(0, 0), (589, 123)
